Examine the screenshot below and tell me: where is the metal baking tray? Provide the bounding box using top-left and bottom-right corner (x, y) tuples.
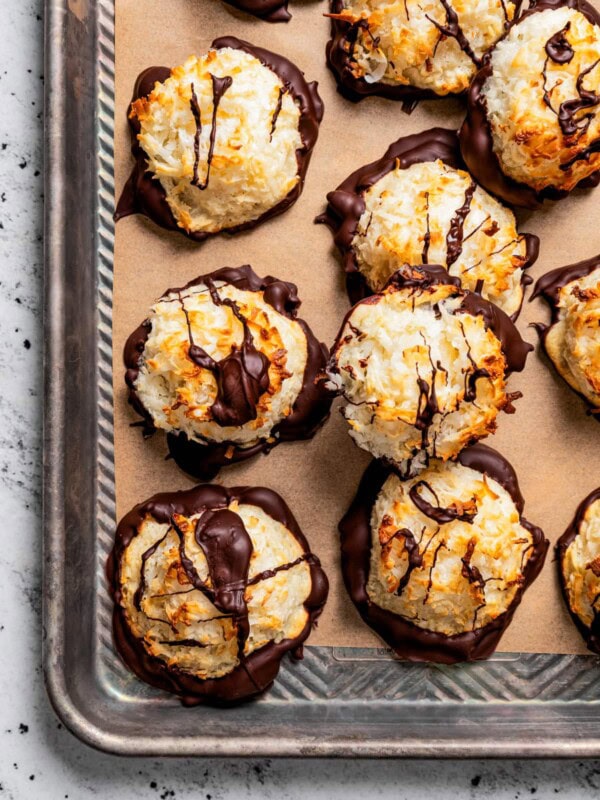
(43, 0), (600, 757)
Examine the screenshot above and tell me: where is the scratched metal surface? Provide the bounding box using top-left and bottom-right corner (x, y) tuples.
(43, 0), (600, 756)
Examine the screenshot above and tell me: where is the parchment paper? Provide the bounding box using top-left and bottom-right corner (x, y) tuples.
(113, 0), (600, 655)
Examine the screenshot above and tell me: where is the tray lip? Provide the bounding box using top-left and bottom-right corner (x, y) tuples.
(42, 0), (600, 758)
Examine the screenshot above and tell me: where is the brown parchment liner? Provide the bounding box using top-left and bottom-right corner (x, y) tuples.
(113, 0), (600, 657)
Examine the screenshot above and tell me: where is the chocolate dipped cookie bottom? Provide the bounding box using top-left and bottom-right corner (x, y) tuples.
(459, 0), (600, 208)
(108, 484), (329, 705)
(556, 487), (600, 655)
(124, 265), (332, 480)
(115, 37), (323, 242)
(339, 445), (548, 663)
(317, 127), (538, 313)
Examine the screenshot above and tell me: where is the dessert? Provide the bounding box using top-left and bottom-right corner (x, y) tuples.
(339, 444), (548, 662)
(325, 0), (517, 108)
(460, 0), (600, 208)
(108, 483), (329, 704)
(223, 0), (292, 22)
(532, 254), (600, 419)
(115, 37), (323, 240)
(318, 128), (538, 317)
(557, 487), (600, 654)
(124, 266), (332, 480)
(326, 265), (531, 474)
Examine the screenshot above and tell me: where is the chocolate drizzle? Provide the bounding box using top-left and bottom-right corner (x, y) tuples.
(124, 265), (332, 480)
(269, 87), (284, 141)
(545, 22), (574, 63)
(189, 84), (203, 187)
(114, 37), (323, 242)
(393, 529), (424, 596)
(316, 128), (538, 316)
(532, 254), (600, 420)
(445, 180), (477, 267)
(108, 484), (329, 705)
(464, 367), (492, 402)
(189, 75), (233, 190)
(222, 0), (291, 22)
(558, 57), (600, 138)
(556, 487), (600, 655)
(421, 192), (431, 263)
(184, 282), (271, 428)
(461, 539), (485, 588)
(338, 445), (548, 663)
(409, 480), (477, 524)
(459, 0), (600, 208)
(427, 0), (481, 68)
(325, 0), (486, 107)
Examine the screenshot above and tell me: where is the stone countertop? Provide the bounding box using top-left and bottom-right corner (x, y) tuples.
(2, 1), (600, 797)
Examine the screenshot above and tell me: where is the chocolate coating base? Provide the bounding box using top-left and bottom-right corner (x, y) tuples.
(114, 37), (323, 242)
(339, 445), (548, 663)
(316, 127), (539, 315)
(107, 484), (329, 705)
(124, 265), (332, 481)
(223, 0), (291, 22)
(459, 0), (600, 209)
(556, 487), (600, 656)
(532, 254), (600, 421)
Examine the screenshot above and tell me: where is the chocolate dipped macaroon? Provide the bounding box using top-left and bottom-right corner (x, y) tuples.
(223, 0), (292, 22)
(532, 255), (600, 419)
(115, 37), (323, 241)
(124, 266), (332, 480)
(339, 445), (548, 663)
(557, 488), (600, 655)
(460, 0), (600, 208)
(108, 483), (329, 705)
(325, 0), (518, 108)
(326, 265), (532, 475)
(318, 128), (538, 317)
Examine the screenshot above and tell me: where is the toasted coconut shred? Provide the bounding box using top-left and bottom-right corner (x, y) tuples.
(562, 496), (600, 629)
(131, 48), (302, 233)
(368, 460), (535, 635)
(119, 503), (312, 679)
(544, 267), (600, 408)
(335, 0), (515, 94)
(134, 281), (308, 446)
(352, 159), (528, 316)
(328, 281), (511, 472)
(483, 7), (600, 192)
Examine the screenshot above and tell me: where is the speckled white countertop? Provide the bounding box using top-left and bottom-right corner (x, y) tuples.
(2, 1), (600, 797)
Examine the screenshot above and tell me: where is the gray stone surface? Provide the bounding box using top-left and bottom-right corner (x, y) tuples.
(2, 1), (600, 797)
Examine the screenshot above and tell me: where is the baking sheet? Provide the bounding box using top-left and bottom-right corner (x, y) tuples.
(112, 0), (600, 656)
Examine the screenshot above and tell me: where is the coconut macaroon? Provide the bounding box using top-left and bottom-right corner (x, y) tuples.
(319, 128), (538, 318)
(108, 483), (329, 704)
(325, 0), (516, 107)
(533, 255), (600, 419)
(115, 37), (323, 241)
(460, 0), (600, 208)
(339, 445), (548, 663)
(557, 488), (600, 655)
(124, 266), (332, 480)
(326, 265), (532, 475)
